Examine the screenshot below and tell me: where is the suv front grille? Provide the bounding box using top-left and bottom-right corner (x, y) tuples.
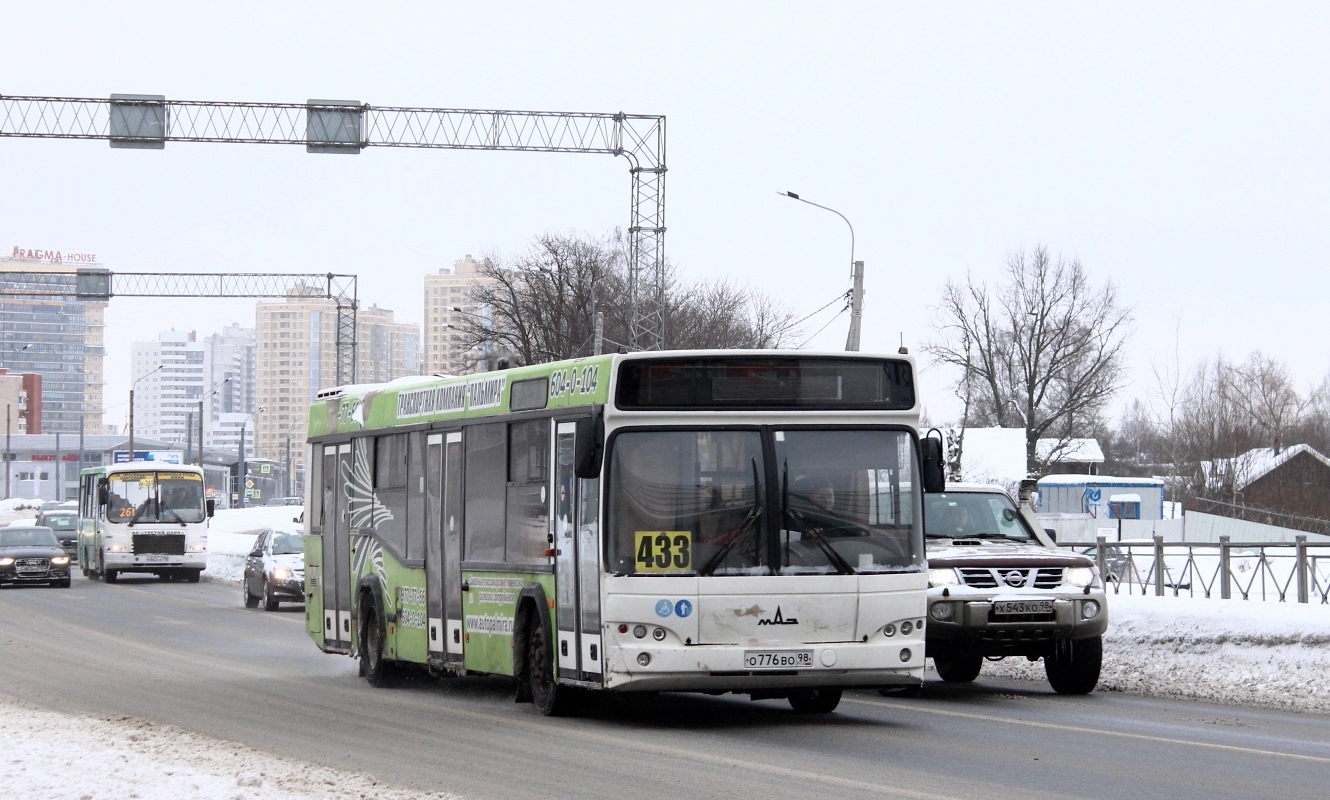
(132, 533), (186, 555)
(958, 567), (1065, 589)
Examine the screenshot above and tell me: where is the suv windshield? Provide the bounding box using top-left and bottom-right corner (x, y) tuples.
(0, 528), (60, 548)
(39, 514), (77, 531)
(106, 471), (206, 525)
(606, 428), (923, 576)
(924, 491), (1034, 541)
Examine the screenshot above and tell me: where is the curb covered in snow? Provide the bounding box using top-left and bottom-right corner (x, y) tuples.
(978, 593), (1330, 713)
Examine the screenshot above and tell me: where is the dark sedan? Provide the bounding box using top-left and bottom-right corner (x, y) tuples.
(243, 527), (304, 611)
(35, 509), (79, 557)
(0, 526), (72, 588)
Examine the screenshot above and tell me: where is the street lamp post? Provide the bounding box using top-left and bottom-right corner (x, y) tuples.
(197, 377), (233, 467)
(237, 406), (265, 508)
(128, 364), (164, 462)
(779, 191), (864, 351)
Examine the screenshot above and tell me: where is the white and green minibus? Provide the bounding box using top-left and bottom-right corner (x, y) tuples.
(304, 350), (945, 714)
(77, 463), (213, 582)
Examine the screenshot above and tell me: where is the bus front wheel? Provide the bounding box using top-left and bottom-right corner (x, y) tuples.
(525, 615), (578, 717)
(788, 687), (842, 713)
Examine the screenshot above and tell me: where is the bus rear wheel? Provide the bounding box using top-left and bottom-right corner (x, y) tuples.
(788, 687), (842, 713)
(360, 596), (398, 687)
(526, 616), (578, 717)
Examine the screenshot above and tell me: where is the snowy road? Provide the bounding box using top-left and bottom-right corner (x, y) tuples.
(2, 573), (1329, 800)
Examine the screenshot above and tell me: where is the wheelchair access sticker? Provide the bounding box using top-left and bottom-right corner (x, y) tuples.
(655, 599), (673, 617)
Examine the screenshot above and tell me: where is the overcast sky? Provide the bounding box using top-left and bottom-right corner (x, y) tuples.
(4, 2), (1328, 430)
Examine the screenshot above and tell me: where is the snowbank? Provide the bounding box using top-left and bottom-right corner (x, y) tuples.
(202, 506), (303, 584)
(0, 695), (461, 800)
(0, 497), (43, 513)
(978, 593), (1330, 712)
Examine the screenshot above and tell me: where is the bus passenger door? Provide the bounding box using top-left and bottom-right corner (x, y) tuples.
(443, 431), (464, 662)
(554, 422), (603, 683)
(425, 434), (445, 659)
(554, 423), (579, 679)
(323, 444), (354, 651)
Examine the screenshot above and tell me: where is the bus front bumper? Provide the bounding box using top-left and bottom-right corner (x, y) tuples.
(103, 552), (208, 572)
(602, 639), (925, 692)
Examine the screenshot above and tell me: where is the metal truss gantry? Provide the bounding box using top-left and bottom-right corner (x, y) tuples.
(1, 94), (668, 350)
(0, 269), (359, 385)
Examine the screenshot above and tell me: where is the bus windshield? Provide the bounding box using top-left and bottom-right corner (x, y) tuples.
(105, 471), (206, 525)
(606, 428), (923, 576)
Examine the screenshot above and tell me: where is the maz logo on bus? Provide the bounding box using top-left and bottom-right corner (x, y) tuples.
(549, 365), (599, 399)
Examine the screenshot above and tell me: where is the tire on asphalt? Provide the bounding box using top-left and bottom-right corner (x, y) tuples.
(186, 569), (202, 583)
(360, 591), (398, 687)
(1045, 636), (1102, 695)
(933, 652), (983, 683)
(788, 687), (843, 713)
(525, 610), (578, 716)
(263, 579), (280, 611)
(243, 578), (259, 608)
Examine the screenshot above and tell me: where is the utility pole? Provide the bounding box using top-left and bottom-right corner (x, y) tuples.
(128, 388), (135, 462)
(54, 432), (61, 502)
(4, 405), (10, 499)
(594, 311), (605, 356)
(845, 260), (864, 352)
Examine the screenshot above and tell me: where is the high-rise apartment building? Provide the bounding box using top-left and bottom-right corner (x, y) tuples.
(203, 323), (257, 421)
(130, 330), (205, 445)
(423, 254), (491, 375)
(0, 257), (107, 434)
(254, 288), (421, 464)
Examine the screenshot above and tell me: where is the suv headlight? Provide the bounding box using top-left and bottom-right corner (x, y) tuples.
(51, 556), (70, 566)
(928, 568), (960, 587)
(1065, 567), (1096, 588)
(0, 557), (13, 566)
(271, 567), (293, 581)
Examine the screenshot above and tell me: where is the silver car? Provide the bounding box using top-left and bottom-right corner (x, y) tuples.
(242, 527), (305, 611)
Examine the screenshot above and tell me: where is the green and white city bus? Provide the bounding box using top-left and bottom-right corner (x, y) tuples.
(76, 463), (213, 582)
(303, 350), (945, 714)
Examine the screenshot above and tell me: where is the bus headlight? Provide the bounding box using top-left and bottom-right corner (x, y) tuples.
(187, 542), (207, 553)
(1065, 567), (1096, 588)
(928, 568), (960, 587)
(107, 544), (128, 553)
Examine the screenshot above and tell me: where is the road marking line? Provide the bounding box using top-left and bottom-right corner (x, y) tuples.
(849, 697), (1330, 764)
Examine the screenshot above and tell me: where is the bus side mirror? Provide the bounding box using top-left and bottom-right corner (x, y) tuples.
(98, 484), (108, 506)
(206, 499), (216, 518)
(921, 437), (945, 493)
(574, 411), (604, 480)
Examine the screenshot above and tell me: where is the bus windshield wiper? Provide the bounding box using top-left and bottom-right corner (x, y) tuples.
(698, 457), (763, 577)
(126, 501), (151, 527)
(161, 505), (186, 527)
(782, 460), (853, 575)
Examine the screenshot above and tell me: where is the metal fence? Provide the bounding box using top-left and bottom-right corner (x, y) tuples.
(1060, 536), (1330, 604)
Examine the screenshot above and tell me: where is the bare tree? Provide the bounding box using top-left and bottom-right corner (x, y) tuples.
(927, 245), (1132, 474)
(453, 232), (800, 367)
(1230, 351), (1306, 453)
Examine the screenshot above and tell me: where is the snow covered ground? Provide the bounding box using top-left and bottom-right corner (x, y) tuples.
(0, 695), (460, 800)
(981, 593), (1330, 713)
(202, 506), (305, 583)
